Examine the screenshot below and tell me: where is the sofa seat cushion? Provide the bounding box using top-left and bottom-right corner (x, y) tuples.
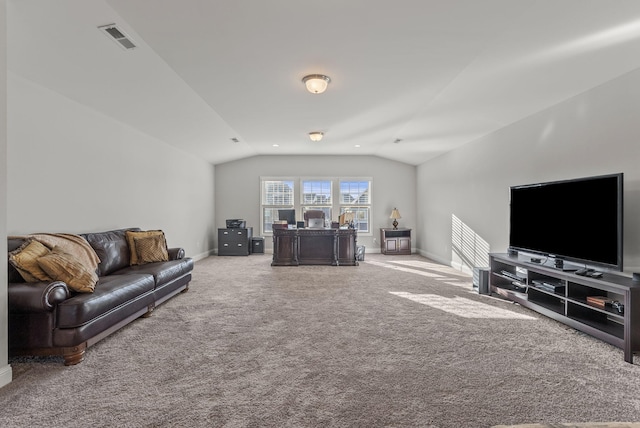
(115, 258), (194, 287)
(56, 274), (154, 328)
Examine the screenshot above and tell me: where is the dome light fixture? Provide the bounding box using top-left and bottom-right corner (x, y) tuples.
(302, 74), (331, 94)
(308, 131), (324, 142)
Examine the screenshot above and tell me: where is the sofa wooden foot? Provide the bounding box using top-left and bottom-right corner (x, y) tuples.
(141, 303), (155, 318)
(181, 284), (190, 293)
(63, 344), (86, 366)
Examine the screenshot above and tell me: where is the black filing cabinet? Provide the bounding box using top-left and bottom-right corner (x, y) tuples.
(251, 237), (265, 254)
(218, 227), (253, 256)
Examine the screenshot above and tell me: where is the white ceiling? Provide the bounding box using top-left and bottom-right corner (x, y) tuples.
(8, 0), (640, 165)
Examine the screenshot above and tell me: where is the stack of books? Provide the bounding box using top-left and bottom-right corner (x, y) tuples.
(586, 296), (614, 308)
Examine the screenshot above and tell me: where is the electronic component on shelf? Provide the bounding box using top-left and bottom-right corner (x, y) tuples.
(511, 281), (527, 292)
(501, 270), (525, 282)
(531, 279), (565, 294)
(612, 301), (624, 314)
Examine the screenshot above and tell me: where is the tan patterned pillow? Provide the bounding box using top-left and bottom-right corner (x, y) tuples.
(37, 247), (98, 293)
(8, 239), (53, 282)
(125, 230), (168, 265)
(134, 235), (169, 264)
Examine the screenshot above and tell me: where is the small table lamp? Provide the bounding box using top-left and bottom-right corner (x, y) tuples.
(390, 208), (401, 230)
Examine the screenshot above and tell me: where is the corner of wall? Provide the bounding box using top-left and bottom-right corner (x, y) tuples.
(0, 0), (12, 389)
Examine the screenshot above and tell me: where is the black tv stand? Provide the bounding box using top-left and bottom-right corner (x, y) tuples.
(490, 252), (640, 363)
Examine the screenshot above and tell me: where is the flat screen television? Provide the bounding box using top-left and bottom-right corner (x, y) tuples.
(278, 209), (296, 225)
(509, 173), (623, 271)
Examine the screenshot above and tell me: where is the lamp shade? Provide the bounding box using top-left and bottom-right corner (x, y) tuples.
(390, 208), (401, 230)
(302, 74), (331, 94)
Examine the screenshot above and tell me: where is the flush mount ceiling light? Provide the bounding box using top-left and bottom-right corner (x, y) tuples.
(302, 74), (331, 94)
(308, 132), (324, 142)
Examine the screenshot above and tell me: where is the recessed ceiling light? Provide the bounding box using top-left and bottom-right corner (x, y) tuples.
(302, 74), (331, 94)
(272, 144), (279, 147)
(355, 144), (361, 148)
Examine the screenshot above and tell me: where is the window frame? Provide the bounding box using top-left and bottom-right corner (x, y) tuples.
(260, 178), (296, 234)
(260, 176), (372, 236)
(338, 178), (372, 233)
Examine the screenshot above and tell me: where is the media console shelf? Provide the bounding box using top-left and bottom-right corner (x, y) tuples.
(489, 253), (640, 363)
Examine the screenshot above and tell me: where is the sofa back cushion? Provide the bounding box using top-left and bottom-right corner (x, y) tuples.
(82, 228), (140, 277)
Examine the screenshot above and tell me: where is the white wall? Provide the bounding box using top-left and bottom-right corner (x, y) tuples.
(0, 0), (12, 389)
(417, 68), (640, 274)
(7, 74), (215, 260)
(215, 155), (416, 253)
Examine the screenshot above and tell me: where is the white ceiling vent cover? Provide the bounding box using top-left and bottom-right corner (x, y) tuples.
(98, 24), (136, 50)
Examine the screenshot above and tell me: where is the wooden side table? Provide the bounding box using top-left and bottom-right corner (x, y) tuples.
(380, 228), (411, 255)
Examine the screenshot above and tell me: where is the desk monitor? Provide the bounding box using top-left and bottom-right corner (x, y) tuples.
(278, 209), (296, 225)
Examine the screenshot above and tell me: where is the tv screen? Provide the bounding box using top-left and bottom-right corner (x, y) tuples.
(278, 209), (296, 225)
(509, 173), (623, 271)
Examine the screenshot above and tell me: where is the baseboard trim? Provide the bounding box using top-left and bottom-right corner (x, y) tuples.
(416, 248), (449, 266)
(192, 249), (214, 261)
(416, 248), (473, 275)
(0, 363), (12, 388)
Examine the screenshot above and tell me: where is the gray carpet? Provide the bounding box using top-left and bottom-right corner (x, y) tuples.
(1, 253), (640, 427)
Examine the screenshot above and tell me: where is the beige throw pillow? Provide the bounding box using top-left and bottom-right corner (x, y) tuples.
(134, 235), (169, 264)
(125, 230), (168, 265)
(37, 247), (98, 293)
(8, 239), (53, 282)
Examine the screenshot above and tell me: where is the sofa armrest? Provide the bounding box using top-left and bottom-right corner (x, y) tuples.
(9, 281), (70, 313)
(168, 247), (185, 260)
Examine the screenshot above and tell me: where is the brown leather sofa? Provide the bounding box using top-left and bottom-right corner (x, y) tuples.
(7, 227), (194, 365)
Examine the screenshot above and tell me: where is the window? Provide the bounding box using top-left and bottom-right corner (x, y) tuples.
(339, 180), (371, 232)
(261, 177), (372, 235)
(301, 180), (332, 225)
(262, 180), (294, 233)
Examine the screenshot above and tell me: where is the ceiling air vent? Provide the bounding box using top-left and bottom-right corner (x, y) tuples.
(98, 24), (136, 50)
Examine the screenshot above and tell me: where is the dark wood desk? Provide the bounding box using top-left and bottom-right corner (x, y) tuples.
(271, 228), (358, 266)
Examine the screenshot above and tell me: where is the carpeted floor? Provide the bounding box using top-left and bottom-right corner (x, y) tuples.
(1, 253), (640, 427)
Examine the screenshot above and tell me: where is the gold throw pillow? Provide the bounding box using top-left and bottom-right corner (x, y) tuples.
(37, 247), (98, 293)
(8, 239), (53, 282)
(134, 235), (169, 264)
(125, 230), (168, 265)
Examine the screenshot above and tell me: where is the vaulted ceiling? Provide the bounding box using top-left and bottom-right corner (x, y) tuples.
(8, 0), (640, 165)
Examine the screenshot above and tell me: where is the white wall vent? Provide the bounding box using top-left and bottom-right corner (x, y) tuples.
(98, 24), (137, 50)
